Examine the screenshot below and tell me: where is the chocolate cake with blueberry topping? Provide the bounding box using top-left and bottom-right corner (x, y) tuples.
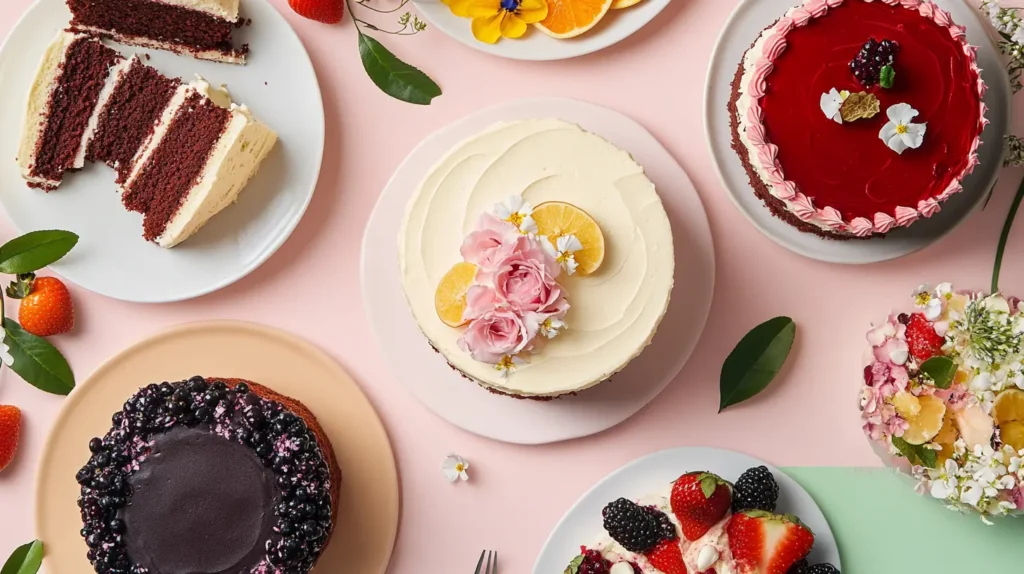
(76, 377), (340, 574)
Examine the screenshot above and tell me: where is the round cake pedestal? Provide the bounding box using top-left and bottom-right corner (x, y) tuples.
(35, 321), (399, 574)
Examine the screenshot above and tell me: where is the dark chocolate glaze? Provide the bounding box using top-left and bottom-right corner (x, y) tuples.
(122, 426), (280, 574)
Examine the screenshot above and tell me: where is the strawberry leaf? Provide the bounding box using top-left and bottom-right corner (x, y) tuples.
(919, 356), (957, 389)
(699, 475), (718, 498)
(3, 318), (74, 395)
(1, 540), (43, 574)
(0, 230), (77, 275)
(720, 317), (796, 412)
(357, 33), (441, 105)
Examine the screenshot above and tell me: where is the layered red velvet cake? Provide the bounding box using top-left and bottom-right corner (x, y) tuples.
(76, 377), (340, 574)
(67, 0), (249, 64)
(18, 32), (277, 248)
(729, 0), (987, 239)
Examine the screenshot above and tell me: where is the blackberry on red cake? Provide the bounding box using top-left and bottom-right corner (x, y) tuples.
(76, 377), (340, 574)
(67, 0), (249, 64)
(728, 0), (987, 239)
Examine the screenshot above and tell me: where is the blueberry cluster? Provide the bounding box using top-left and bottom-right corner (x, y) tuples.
(601, 498), (677, 554)
(76, 377), (333, 574)
(849, 38), (899, 87)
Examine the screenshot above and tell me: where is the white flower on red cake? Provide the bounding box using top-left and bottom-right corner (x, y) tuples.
(461, 213), (526, 282)
(879, 103), (927, 154)
(542, 234), (583, 275)
(494, 195), (537, 235)
(819, 88), (849, 124)
(442, 453), (470, 482)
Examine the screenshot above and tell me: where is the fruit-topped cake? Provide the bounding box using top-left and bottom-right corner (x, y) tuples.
(399, 119), (675, 399)
(566, 467), (840, 574)
(861, 284), (1024, 521)
(75, 376), (340, 574)
(729, 0), (987, 239)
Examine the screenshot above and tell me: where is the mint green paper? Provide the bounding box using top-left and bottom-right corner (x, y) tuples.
(783, 467), (1024, 570)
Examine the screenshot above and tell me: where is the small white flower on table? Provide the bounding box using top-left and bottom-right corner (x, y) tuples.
(819, 88), (849, 123)
(879, 103), (926, 154)
(0, 332), (13, 368)
(442, 453), (470, 482)
(494, 196), (537, 235)
(542, 233), (583, 275)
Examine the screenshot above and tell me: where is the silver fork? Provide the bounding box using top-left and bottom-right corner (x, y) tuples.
(474, 550), (497, 574)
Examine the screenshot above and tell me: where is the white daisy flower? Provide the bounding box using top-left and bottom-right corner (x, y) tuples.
(442, 453), (470, 482)
(819, 88), (849, 123)
(539, 317), (567, 339)
(494, 354), (525, 378)
(493, 196), (537, 235)
(542, 234), (583, 275)
(879, 103), (927, 154)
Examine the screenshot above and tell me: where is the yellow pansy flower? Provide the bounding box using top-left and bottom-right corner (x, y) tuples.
(441, 0), (549, 44)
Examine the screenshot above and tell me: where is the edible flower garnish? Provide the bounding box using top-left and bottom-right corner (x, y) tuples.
(442, 453), (470, 482)
(0, 332), (13, 368)
(879, 103), (927, 154)
(819, 88), (849, 123)
(494, 195), (538, 235)
(441, 0), (549, 45)
(542, 234), (584, 275)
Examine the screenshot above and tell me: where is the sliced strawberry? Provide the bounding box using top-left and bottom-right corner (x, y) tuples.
(726, 511), (814, 574)
(288, 0), (344, 24)
(644, 539), (687, 574)
(906, 313), (944, 363)
(670, 472), (732, 541)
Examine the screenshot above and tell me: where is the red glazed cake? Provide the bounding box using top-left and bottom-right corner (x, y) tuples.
(17, 32), (277, 248)
(729, 0), (987, 239)
(67, 0), (249, 64)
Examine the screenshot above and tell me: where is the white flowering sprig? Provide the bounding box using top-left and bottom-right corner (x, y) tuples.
(918, 439), (1022, 522)
(983, 0), (1024, 92)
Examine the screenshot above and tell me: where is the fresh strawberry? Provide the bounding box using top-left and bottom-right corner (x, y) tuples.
(906, 313), (944, 363)
(288, 0), (344, 24)
(644, 539), (687, 574)
(0, 405), (22, 472)
(670, 472), (732, 541)
(726, 511), (814, 574)
(11, 275), (74, 337)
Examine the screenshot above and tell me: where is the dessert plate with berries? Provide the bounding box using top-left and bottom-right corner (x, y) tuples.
(413, 0), (670, 61)
(534, 447), (840, 574)
(703, 0), (1010, 264)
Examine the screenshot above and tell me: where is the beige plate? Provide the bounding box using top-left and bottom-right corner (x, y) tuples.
(35, 321), (399, 574)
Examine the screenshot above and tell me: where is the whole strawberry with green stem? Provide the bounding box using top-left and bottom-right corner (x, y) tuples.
(670, 471), (732, 541)
(6, 273), (74, 337)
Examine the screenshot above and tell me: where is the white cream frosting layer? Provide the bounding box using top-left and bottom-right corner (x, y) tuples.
(399, 119), (674, 397)
(18, 31), (79, 187)
(75, 57), (134, 169)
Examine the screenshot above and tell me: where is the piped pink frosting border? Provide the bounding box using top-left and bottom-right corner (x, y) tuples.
(742, 0), (989, 237)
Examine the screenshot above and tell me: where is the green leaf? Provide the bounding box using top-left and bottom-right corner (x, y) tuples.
(1, 540), (43, 574)
(0, 230), (78, 274)
(880, 65), (895, 89)
(891, 436), (938, 469)
(720, 317), (796, 412)
(699, 475), (718, 498)
(919, 356), (957, 389)
(992, 175), (1024, 293)
(357, 34), (441, 105)
(3, 319), (74, 395)
(563, 554), (584, 574)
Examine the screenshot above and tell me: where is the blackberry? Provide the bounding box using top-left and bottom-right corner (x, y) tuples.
(576, 548), (610, 574)
(805, 565), (840, 574)
(732, 466), (780, 513)
(849, 38), (899, 87)
(601, 498), (676, 553)
(788, 559), (810, 574)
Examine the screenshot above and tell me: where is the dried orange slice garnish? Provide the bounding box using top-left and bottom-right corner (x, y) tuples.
(993, 388), (1024, 424)
(434, 262), (477, 327)
(531, 201), (605, 275)
(901, 394), (946, 445)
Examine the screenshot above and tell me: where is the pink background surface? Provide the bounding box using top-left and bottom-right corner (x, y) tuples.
(0, 0), (1021, 572)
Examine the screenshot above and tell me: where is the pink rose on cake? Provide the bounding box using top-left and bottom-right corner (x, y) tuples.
(457, 306), (534, 364)
(493, 252), (567, 316)
(461, 213), (522, 282)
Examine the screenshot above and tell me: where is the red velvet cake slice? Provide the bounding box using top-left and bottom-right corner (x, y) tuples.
(17, 32), (123, 190)
(67, 0), (248, 64)
(86, 56), (182, 183)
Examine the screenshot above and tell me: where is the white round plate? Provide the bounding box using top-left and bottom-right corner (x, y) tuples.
(361, 98), (715, 445)
(533, 447), (841, 573)
(0, 0), (324, 302)
(704, 0), (1010, 264)
(413, 0), (670, 61)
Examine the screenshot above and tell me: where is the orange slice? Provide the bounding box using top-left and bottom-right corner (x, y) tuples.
(611, 0), (642, 8)
(531, 201), (606, 275)
(935, 409), (958, 464)
(535, 0), (614, 39)
(1001, 421), (1024, 453)
(993, 389), (1024, 424)
(434, 262), (477, 327)
(901, 394), (946, 445)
